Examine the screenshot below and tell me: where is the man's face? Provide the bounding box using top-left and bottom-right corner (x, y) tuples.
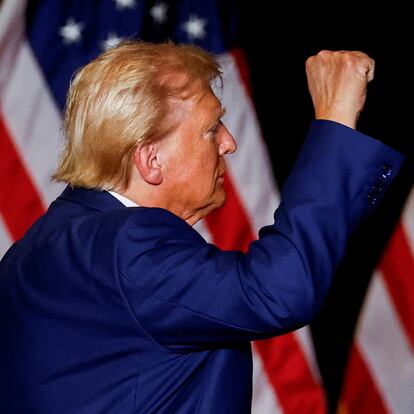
(159, 86), (237, 225)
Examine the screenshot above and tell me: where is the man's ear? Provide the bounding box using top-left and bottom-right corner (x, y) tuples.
(133, 143), (163, 185)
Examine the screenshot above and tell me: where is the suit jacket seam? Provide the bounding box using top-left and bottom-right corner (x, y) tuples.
(120, 271), (267, 336)
(112, 216), (174, 356)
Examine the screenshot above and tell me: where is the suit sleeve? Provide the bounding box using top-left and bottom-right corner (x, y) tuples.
(117, 120), (405, 351)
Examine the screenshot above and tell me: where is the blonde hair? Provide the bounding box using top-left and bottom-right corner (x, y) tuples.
(53, 41), (222, 190)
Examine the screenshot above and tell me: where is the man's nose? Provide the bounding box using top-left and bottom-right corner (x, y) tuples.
(218, 125), (237, 155)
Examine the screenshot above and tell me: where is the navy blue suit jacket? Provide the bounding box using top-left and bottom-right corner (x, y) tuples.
(0, 121), (404, 413)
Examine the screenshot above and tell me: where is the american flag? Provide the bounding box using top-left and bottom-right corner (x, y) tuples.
(338, 188), (414, 413)
(1, 1), (413, 413)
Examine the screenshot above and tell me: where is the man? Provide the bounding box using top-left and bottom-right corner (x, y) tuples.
(0, 42), (404, 413)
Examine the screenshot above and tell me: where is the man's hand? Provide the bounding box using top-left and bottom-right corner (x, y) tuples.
(306, 50), (375, 129)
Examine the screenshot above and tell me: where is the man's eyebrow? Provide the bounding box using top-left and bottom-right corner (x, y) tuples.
(206, 107), (227, 131)
(212, 107), (226, 126)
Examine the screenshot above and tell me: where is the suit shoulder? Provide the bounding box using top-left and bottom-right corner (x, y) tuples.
(117, 207), (206, 245)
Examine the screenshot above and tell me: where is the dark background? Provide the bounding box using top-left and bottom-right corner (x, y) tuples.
(238, 5), (414, 412)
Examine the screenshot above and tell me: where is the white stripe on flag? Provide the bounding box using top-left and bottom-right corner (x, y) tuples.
(220, 55), (280, 232)
(0, 217), (13, 259)
(296, 325), (323, 382)
(402, 189), (414, 255)
(358, 271), (414, 414)
(252, 349), (283, 414)
(1, 39), (65, 206)
(0, 0), (26, 66)
(194, 220), (213, 243)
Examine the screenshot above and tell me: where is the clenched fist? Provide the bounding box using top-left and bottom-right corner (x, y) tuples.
(306, 50), (375, 129)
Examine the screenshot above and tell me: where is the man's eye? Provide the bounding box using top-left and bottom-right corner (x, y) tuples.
(208, 121), (222, 137)
(209, 126), (218, 135)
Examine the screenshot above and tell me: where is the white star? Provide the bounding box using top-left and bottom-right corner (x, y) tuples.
(150, 2), (168, 24)
(59, 18), (83, 44)
(113, 0), (136, 10)
(182, 15), (207, 40)
(102, 32), (124, 51)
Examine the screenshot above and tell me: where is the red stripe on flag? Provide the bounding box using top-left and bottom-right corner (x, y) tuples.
(255, 337), (327, 413)
(339, 344), (389, 414)
(205, 173), (252, 252)
(380, 222), (414, 349)
(0, 112), (45, 241)
(230, 48), (253, 97)
(205, 171), (326, 412)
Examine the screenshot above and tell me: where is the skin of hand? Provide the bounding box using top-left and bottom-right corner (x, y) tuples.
(306, 50), (375, 129)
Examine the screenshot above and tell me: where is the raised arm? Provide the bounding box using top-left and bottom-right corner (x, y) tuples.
(117, 51), (404, 351)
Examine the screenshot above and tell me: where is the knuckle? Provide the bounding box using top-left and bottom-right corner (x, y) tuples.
(342, 53), (355, 66)
(305, 56), (314, 69)
(317, 50), (330, 59)
(341, 52), (365, 70)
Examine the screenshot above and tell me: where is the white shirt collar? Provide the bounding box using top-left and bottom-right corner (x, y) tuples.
(108, 191), (139, 207)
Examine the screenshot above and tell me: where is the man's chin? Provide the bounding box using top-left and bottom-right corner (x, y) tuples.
(203, 191), (227, 218)
(216, 190), (227, 209)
